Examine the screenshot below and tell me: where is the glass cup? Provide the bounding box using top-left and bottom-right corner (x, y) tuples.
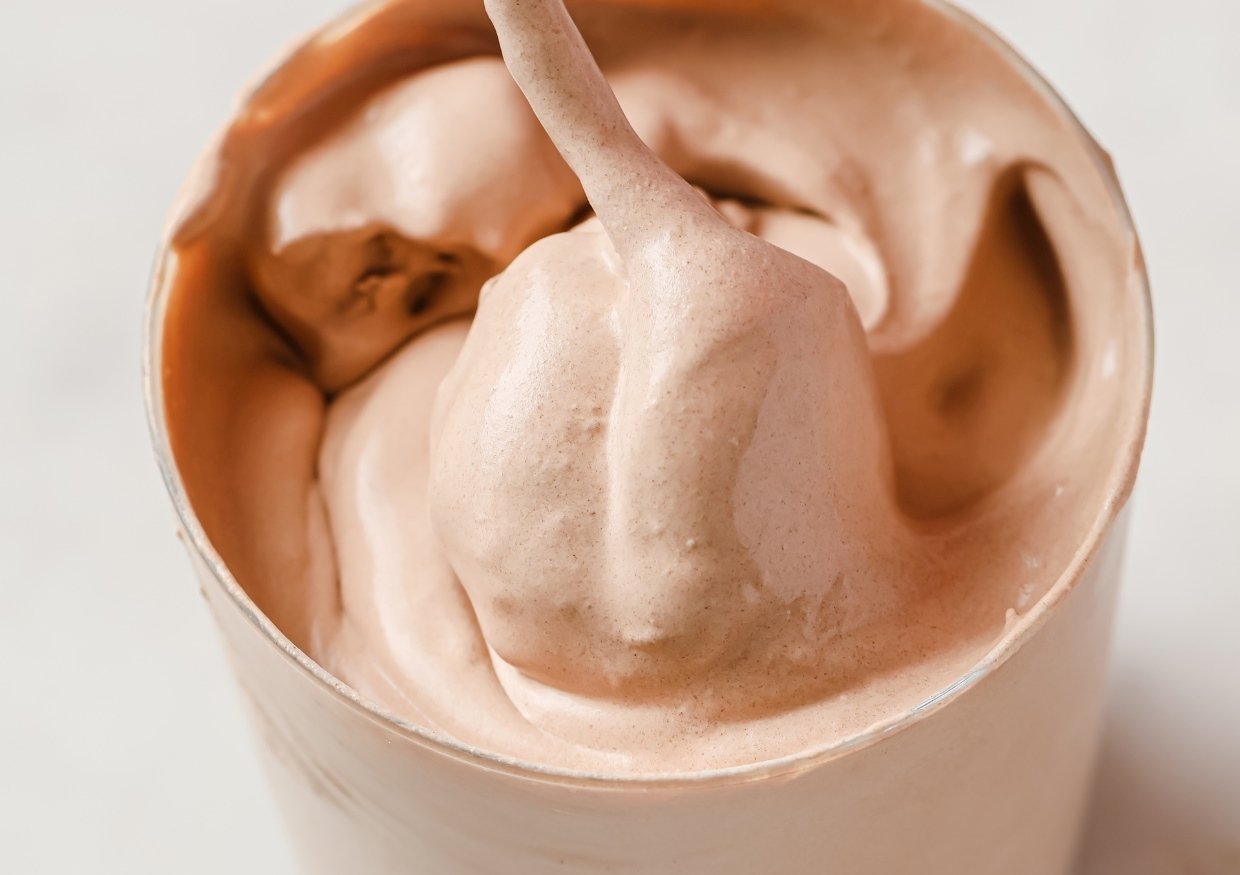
(144, 1), (1153, 872)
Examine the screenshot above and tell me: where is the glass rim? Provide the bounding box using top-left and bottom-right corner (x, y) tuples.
(142, 0), (1154, 790)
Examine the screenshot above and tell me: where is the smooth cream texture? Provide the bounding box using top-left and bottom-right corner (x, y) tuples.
(162, 0), (1142, 775)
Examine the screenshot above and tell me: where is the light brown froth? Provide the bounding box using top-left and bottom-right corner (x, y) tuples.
(161, 0), (1148, 774)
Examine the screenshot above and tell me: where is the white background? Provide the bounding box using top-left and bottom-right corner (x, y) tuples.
(1, 1), (1237, 872)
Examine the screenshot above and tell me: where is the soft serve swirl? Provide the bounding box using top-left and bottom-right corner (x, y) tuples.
(163, 0), (1143, 774)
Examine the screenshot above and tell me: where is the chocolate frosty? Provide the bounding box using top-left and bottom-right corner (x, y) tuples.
(161, 0), (1148, 776)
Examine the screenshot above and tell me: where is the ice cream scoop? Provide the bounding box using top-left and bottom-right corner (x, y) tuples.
(430, 0), (911, 715)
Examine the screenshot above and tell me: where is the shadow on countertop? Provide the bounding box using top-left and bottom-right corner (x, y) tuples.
(1076, 675), (1240, 875)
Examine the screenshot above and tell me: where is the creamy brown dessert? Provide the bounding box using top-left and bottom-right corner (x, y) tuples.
(161, 0), (1145, 777)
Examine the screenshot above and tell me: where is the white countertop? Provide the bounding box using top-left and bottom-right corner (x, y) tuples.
(1, 0), (1236, 871)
